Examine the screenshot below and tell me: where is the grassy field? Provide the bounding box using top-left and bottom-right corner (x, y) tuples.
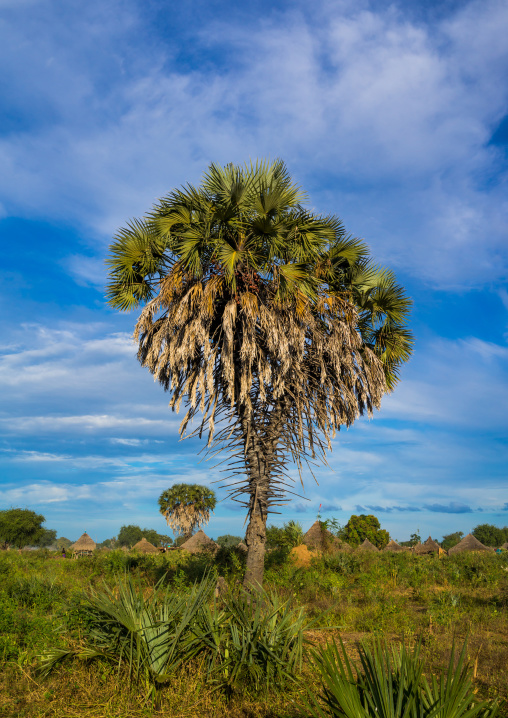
(0, 547), (507, 718)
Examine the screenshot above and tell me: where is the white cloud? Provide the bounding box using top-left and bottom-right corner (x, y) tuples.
(0, 0), (506, 286)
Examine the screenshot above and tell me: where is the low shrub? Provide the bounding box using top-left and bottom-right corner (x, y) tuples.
(302, 638), (500, 718)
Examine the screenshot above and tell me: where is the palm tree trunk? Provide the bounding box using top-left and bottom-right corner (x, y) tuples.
(242, 404), (284, 589)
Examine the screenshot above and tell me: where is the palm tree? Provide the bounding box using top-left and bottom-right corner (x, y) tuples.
(158, 483), (216, 540)
(106, 160), (413, 588)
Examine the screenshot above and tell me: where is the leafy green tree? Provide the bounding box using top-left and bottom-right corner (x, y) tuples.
(158, 484), (216, 540)
(217, 534), (243, 548)
(342, 514), (390, 548)
(117, 525), (173, 548)
(265, 521), (303, 549)
(409, 532), (421, 546)
(107, 160), (412, 587)
(265, 525), (286, 549)
(472, 523), (505, 547)
(0, 508), (56, 549)
(441, 531), (463, 551)
(117, 525), (143, 547)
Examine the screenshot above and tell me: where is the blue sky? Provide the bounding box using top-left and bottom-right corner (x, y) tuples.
(1, 0), (507, 543)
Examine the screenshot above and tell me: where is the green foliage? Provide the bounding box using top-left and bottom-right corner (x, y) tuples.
(40, 574), (314, 696)
(442, 532), (464, 551)
(216, 535), (243, 548)
(303, 638), (499, 718)
(266, 525), (286, 549)
(265, 521), (304, 549)
(117, 525), (172, 548)
(158, 484), (217, 539)
(410, 532), (421, 546)
(0, 508), (56, 549)
(472, 524), (507, 548)
(341, 514), (390, 548)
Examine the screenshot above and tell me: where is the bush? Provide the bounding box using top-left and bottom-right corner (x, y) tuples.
(302, 638), (500, 718)
(39, 574), (316, 696)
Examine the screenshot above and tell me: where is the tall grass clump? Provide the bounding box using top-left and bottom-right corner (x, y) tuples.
(302, 639), (500, 718)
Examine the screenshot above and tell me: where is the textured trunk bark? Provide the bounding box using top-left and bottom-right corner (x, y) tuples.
(243, 504), (267, 589)
(241, 403), (285, 590)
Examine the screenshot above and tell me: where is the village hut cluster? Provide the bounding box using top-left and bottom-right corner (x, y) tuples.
(65, 529), (221, 558)
(292, 522), (499, 559)
(59, 524), (501, 559)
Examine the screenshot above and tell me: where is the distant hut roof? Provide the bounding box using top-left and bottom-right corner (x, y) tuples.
(237, 542), (248, 552)
(384, 539), (405, 552)
(357, 538), (379, 552)
(448, 533), (494, 555)
(132, 538), (159, 554)
(71, 532), (96, 552)
(180, 530), (218, 554)
(303, 521), (325, 549)
(501, 542), (508, 550)
(120, 545), (129, 552)
(303, 521), (351, 552)
(413, 536), (441, 555)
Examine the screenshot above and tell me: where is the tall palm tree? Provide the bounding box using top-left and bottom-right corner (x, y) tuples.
(106, 160), (413, 587)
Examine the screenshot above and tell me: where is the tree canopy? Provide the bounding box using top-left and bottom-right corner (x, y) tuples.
(0, 508), (56, 549)
(106, 160), (412, 586)
(340, 514), (390, 549)
(441, 531), (464, 551)
(158, 484), (216, 539)
(472, 524), (507, 547)
(117, 525), (173, 548)
(216, 534), (243, 548)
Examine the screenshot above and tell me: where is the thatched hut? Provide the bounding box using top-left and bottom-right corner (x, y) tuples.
(413, 536), (442, 555)
(71, 532), (96, 557)
(303, 521), (351, 552)
(357, 538), (379, 552)
(383, 539), (405, 553)
(501, 542), (508, 550)
(237, 542), (248, 552)
(132, 538), (159, 554)
(180, 530), (218, 554)
(448, 533), (493, 555)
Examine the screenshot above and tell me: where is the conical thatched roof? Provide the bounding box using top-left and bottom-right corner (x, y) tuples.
(303, 521), (326, 549)
(413, 536), (441, 555)
(71, 532), (96, 552)
(303, 521), (351, 552)
(132, 537), (159, 554)
(357, 538), (379, 552)
(237, 542), (248, 552)
(383, 539), (404, 552)
(180, 530), (218, 554)
(448, 533), (493, 554)
(501, 542), (508, 550)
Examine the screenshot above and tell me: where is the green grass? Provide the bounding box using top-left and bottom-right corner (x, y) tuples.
(0, 548), (507, 717)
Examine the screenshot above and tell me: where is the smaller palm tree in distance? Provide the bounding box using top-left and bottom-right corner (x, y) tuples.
(158, 483), (217, 541)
